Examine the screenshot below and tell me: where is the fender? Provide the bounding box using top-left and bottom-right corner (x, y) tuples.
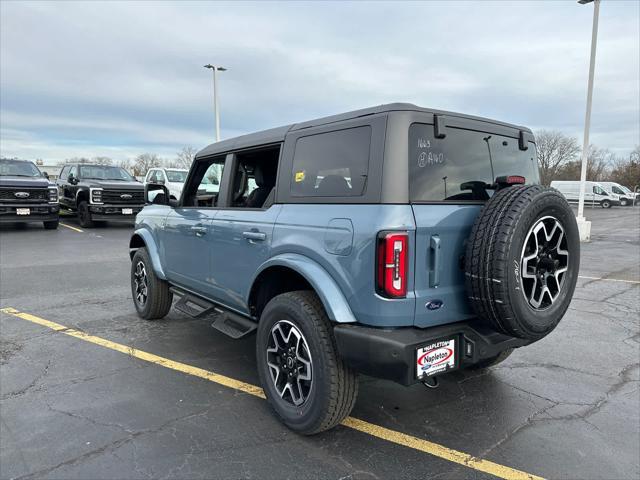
(251, 253), (357, 323)
(130, 228), (167, 280)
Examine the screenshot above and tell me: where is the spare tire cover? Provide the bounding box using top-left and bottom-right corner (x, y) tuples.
(465, 185), (580, 340)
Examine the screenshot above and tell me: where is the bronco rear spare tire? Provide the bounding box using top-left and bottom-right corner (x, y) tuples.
(465, 186), (579, 340)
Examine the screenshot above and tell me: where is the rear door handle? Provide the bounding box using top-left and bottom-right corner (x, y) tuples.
(429, 235), (441, 287)
(242, 231), (266, 242)
(191, 225), (207, 237)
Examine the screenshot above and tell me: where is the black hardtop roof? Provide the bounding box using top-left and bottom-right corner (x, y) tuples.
(196, 103), (531, 158)
(68, 163), (117, 168)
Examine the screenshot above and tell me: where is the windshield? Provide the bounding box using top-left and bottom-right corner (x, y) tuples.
(613, 185), (630, 194)
(79, 165), (135, 181)
(409, 124), (540, 202)
(166, 170), (187, 183)
(0, 159), (43, 177)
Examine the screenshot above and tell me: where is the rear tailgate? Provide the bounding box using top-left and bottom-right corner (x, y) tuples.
(412, 205), (479, 328)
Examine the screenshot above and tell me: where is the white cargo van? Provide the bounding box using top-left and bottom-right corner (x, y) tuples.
(598, 181), (638, 206)
(550, 180), (620, 208)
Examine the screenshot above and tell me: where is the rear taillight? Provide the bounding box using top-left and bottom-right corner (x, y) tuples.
(376, 232), (408, 298)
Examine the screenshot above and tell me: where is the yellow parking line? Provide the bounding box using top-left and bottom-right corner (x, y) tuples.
(59, 222), (84, 233)
(0, 307), (543, 480)
(578, 275), (640, 285)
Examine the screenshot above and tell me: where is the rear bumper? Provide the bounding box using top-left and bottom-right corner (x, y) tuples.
(0, 204), (59, 223)
(334, 321), (531, 386)
(89, 204), (143, 221)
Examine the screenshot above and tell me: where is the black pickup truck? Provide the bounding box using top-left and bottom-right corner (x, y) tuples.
(56, 164), (144, 227)
(0, 158), (59, 229)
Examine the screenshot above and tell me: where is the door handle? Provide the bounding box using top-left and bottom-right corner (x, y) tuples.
(429, 235), (441, 287)
(191, 225), (207, 237)
(242, 231), (266, 242)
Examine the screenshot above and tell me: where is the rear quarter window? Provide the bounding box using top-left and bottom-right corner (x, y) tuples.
(409, 123), (539, 202)
(290, 126), (371, 197)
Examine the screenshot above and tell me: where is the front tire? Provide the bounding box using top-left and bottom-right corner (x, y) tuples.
(77, 201), (95, 228)
(256, 291), (358, 435)
(601, 199), (612, 209)
(620, 198), (629, 207)
(131, 247), (172, 320)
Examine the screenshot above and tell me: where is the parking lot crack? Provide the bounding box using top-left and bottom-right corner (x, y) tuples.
(0, 359), (51, 400)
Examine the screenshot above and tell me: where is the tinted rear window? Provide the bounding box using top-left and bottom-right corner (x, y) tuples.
(409, 123), (539, 202)
(290, 126), (371, 197)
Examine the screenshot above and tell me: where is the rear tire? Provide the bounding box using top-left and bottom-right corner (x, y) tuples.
(43, 220), (59, 230)
(131, 247), (172, 320)
(256, 291), (358, 435)
(465, 186), (579, 340)
(77, 201), (95, 228)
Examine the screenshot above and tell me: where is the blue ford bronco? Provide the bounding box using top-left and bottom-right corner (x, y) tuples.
(130, 104), (579, 434)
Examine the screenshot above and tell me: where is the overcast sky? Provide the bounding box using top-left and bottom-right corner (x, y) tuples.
(1, 1), (638, 163)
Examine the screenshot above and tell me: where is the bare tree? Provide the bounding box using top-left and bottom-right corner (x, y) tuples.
(132, 153), (161, 177)
(175, 146), (197, 170)
(554, 145), (613, 182)
(535, 130), (581, 186)
(610, 146), (640, 190)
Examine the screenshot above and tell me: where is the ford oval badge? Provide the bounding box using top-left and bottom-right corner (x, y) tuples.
(425, 300), (444, 311)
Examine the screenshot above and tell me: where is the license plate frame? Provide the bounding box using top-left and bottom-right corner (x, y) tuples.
(122, 208), (133, 215)
(416, 337), (457, 378)
(16, 208), (31, 216)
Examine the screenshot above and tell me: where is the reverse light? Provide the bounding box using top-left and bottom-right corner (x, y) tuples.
(376, 232), (408, 298)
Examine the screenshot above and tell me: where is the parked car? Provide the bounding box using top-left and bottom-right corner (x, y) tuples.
(129, 103), (579, 434)
(143, 167), (189, 201)
(57, 163), (144, 227)
(0, 158), (59, 229)
(550, 180), (620, 208)
(598, 181), (638, 206)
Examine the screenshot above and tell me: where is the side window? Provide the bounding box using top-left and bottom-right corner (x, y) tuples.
(181, 157), (226, 207)
(59, 166), (69, 181)
(290, 126), (371, 197)
(593, 186), (607, 195)
(228, 146), (280, 208)
(146, 170), (155, 182)
(69, 166), (78, 180)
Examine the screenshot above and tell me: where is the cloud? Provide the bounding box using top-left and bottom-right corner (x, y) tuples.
(1, 1), (638, 162)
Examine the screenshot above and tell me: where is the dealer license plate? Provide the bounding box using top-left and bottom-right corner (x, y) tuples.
(122, 208), (133, 215)
(16, 208), (30, 216)
(416, 338), (457, 378)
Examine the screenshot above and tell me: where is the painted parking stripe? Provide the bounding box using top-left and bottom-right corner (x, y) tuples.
(578, 275), (640, 285)
(59, 222), (84, 233)
(0, 307), (543, 480)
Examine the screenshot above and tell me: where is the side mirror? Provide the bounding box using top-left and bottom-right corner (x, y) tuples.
(156, 178), (165, 185)
(145, 183), (170, 206)
(43, 171), (50, 180)
(69, 175), (78, 185)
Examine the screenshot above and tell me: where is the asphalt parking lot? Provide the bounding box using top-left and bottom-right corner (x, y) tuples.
(1, 206), (638, 480)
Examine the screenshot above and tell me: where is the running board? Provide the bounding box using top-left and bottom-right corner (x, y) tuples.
(170, 287), (257, 339)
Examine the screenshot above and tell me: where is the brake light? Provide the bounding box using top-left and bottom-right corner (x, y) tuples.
(376, 232), (408, 298)
(506, 175), (525, 185)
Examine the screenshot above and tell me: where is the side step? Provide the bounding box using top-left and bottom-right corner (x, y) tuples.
(170, 287), (257, 339)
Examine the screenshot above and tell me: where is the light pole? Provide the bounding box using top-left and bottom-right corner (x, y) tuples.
(204, 64), (227, 142)
(576, 0), (600, 242)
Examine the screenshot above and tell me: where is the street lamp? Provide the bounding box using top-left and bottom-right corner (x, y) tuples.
(204, 64), (227, 142)
(575, 0), (600, 242)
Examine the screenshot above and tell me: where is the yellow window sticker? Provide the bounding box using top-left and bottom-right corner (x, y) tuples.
(295, 171), (305, 182)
